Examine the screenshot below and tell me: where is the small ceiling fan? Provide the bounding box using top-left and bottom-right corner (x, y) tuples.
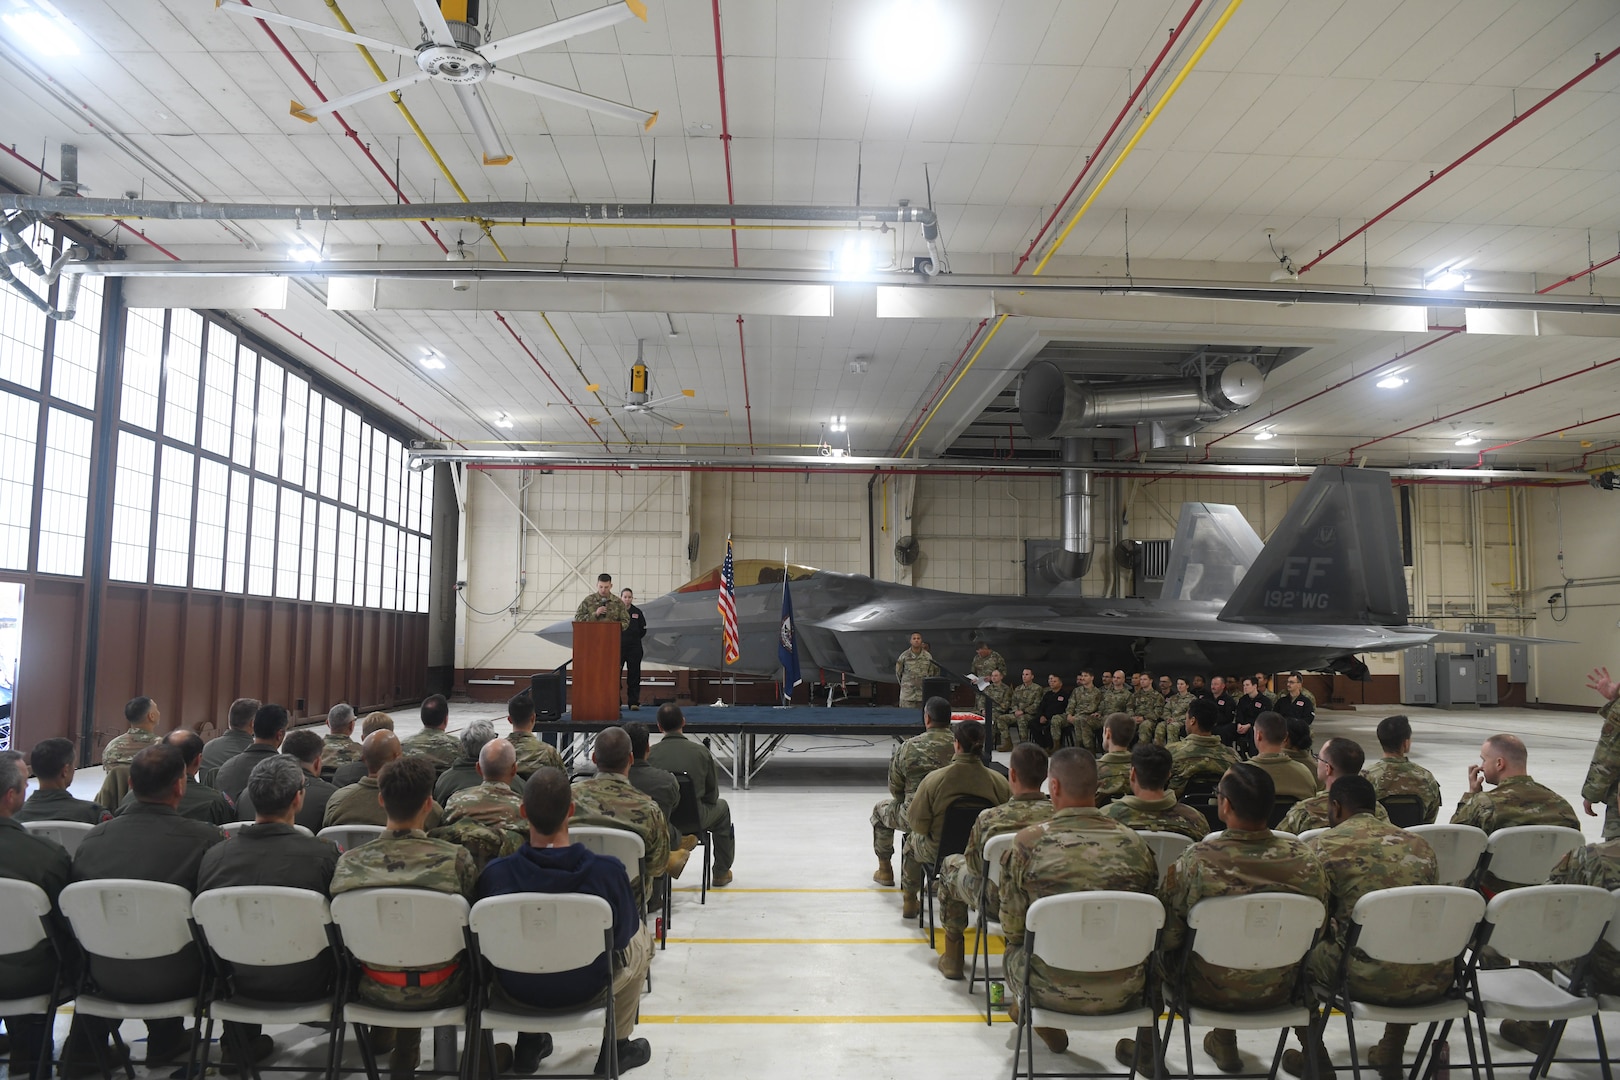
(217, 0), (658, 166)
(580, 340), (709, 429)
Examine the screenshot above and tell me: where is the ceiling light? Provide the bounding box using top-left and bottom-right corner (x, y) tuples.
(3, 4), (79, 56)
(1253, 430), (1276, 441)
(1454, 434), (1480, 446)
(495, 412), (514, 429)
(864, 0), (950, 87)
(289, 241), (322, 263)
(830, 416), (847, 433)
(835, 235), (875, 279)
(419, 351), (446, 371)
(1424, 264), (1469, 291)
(1376, 375), (1406, 390)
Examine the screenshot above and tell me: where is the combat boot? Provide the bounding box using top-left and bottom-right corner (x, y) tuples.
(1203, 1029), (1242, 1074)
(1366, 1024), (1410, 1080)
(1499, 1019), (1549, 1054)
(666, 848), (690, 879)
(901, 892), (920, 920)
(873, 858), (894, 886)
(937, 932), (965, 980)
(1281, 1033), (1334, 1078)
(1005, 1001), (1069, 1053)
(388, 1027), (420, 1080)
(679, 834), (700, 852)
(1114, 1029), (1157, 1076)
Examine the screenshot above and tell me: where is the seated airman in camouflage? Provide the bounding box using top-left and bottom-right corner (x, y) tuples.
(320, 703), (362, 775)
(324, 730), (446, 830)
(1096, 713), (1137, 802)
(1277, 738), (1388, 835)
(1579, 665), (1620, 839)
(982, 668), (1014, 750)
(569, 726), (670, 911)
(871, 698), (956, 894)
(1103, 743), (1209, 841)
(1451, 733), (1578, 847)
(1364, 714), (1442, 824)
(330, 755), (477, 1080)
(1129, 672), (1164, 746)
(444, 739), (525, 832)
(908, 719), (1010, 919)
(934, 743), (1053, 981)
(1098, 670), (1133, 726)
(1005, 669), (1045, 751)
(1064, 670), (1104, 751)
(1168, 698), (1238, 796)
(1117, 764), (1329, 1077)
(1001, 747), (1158, 1055)
(400, 695), (460, 768)
(1284, 719), (1322, 790)
(1515, 836), (1620, 1056)
(1294, 777), (1445, 1080)
(435, 720), (521, 806)
(102, 695), (162, 768)
(505, 690), (564, 779)
(1158, 677), (1195, 745)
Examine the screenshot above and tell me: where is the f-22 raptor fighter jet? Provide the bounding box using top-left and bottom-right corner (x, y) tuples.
(538, 467), (1557, 685)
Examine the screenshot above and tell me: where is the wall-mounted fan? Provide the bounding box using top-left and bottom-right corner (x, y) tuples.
(218, 0), (657, 166)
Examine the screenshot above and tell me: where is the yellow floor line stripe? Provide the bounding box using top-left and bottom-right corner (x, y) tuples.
(665, 937), (921, 944)
(637, 1014), (1014, 1025)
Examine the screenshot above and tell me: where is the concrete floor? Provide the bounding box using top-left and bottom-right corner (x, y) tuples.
(25, 699), (1620, 1079)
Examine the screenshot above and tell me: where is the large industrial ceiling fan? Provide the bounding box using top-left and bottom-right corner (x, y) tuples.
(218, 0), (658, 166)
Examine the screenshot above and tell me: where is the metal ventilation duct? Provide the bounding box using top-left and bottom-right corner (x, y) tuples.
(1051, 437), (1094, 581)
(1019, 359), (1264, 440)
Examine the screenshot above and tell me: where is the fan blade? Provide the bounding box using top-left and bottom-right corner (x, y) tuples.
(218, 1), (420, 57)
(486, 69), (657, 130)
(640, 392), (693, 410)
(454, 84), (513, 166)
(291, 71), (432, 121)
(641, 410), (684, 429)
(482, 1), (645, 62)
(410, 0), (457, 46)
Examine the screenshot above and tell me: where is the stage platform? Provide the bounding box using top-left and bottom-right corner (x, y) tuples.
(547, 705), (933, 789)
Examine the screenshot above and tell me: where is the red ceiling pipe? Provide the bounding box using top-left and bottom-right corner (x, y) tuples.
(1299, 45), (1620, 276)
(1472, 408), (1620, 467)
(1199, 329), (1463, 458)
(1344, 351), (1620, 460)
(709, 1), (753, 454)
(492, 313), (606, 449)
(735, 315), (754, 453)
(1580, 442), (1620, 469)
(1537, 251), (1620, 294)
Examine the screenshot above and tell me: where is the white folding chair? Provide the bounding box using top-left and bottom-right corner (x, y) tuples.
(571, 826), (653, 987)
(58, 880), (206, 1080)
(1139, 831), (1195, 885)
(191, 887), (341, 1080)
(329, 889), (472, 1080)
(1012, 892), (1166, 1080)
(1295, 828), (1329, 844)
(1163, 893), (1327, 1080)
(467, 894), (620, 1080)
(219, 821), (316, 838)
(317, 824), (387, 853)
(1479, 826), (1586, 889)
(0, 879), (73, 1080)
(1408, 824), (1489, 887)
(21, 819), (95, 855)
(967, 831), (1017, 1024)
(1315, 885), (1485, 1080)
(1464, 884), (1615, 1080)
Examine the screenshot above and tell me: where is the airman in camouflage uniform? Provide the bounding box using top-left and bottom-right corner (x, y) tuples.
(401, 728), (460, 768)
(321, 732), (362, 772)
(1278, 791), (1388, 834)
(444, 782), (524, 832)
(102, 697), (162, 767)
(1549, 838), (1620, 994)
(1277, 737), (1387, 835)
(1001, 747), (1158, 1049)
(982, 669), (1015, 749)
(1579, 668), (1620, 839)
(1098, 671), (1133, 727)
(1003, 669), (1044, 749)
(895, 633), (939, 709)
(1104, 743), (1210, 840)
(1168, 702), (1238, 795)
(507, 731), (564, 778)
(1096, 713), (1138, 801)
(1129, 674), (1165, 745)
(571, 768), (671, 911)
(1299, 777), (1446, 1077)
(1064, 671), (1104, 751)
(1153, 764), (1329, 1075)
(1450, 736), (1578, 837)
(1158, 679), (1195, 746)
(971, 644), (1008, 683)
(574, 574), (631, 628)
(1365, 715), (1442, 825)
(871, 710), (956, 889)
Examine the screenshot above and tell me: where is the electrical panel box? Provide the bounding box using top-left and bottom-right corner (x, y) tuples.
(1463, 622), (1499, 705)
(1399, 641), (1436, 706)
(1509, 642), (1531, 685)
(1435, 655), (1479, 709)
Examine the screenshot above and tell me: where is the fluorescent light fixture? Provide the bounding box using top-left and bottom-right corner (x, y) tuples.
(419, 350), (446, 370)
(1454, 434), (1480, 446)
(830, 415), (847, 433)
(3, 4), (79, 56)
(495, 412), (514, 429)
(289, 242), (322, 263)
(1376, 375), (1406, 390)
(1253, 429), (1275, 441)
(864, 0), (949, 87)
(835, 235), (874, 279)
(1424, 264), (1469, 291)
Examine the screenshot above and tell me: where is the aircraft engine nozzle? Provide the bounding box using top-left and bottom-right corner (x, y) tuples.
(1019, 359), (1263, 440)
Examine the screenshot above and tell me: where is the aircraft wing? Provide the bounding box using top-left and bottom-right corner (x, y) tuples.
(1380, 628), (1574, 647)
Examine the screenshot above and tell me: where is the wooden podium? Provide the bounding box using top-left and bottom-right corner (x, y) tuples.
(571, 621), (622, 722)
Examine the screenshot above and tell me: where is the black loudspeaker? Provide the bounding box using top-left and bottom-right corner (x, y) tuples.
(530, 671), (567, 721)
(921, 676), (952, 704)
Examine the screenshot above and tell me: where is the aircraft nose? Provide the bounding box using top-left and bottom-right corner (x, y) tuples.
(536, 619), (574, 647)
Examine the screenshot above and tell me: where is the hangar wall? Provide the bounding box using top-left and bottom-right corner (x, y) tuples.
(1524, 484), (1620, 707)
(454, 468), (1538, 698)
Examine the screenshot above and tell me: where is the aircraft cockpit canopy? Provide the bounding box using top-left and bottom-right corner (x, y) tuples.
(676, 560), (821, 593)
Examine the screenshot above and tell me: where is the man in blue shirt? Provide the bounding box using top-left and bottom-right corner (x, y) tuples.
(476, 767), (653, 1075)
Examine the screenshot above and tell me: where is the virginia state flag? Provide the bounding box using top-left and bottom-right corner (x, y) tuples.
(777, 575), (802, 701)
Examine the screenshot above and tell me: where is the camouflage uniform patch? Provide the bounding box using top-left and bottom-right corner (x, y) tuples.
(1000, 808), (1159, 1013)
(400, 729), (462, 768)
(1549, 838), (1620, 994)
(1277, 793), (1389, 835)
(1005, 682), (1045, 745)
(1097, 751), (1134, 801)
(1364, 754), (1443, 825)
(1581, 699), (1620, 840)
(1168, 734), (1238, 795)
(1158, 692), (1195, 745)
(871, 727), (955, 861)
(574, 592), (630, 628)
(1063, 685), (1103, 749)
(320, 733), (362, 772)
(569, 772), (670, 910)
(1129, 688), (1164, 745)
(971, 651), (1008, 681)
(444, 780), (525, 832)
(937, 793), (1054, 932)
(982, 683), (1014, 746)
(101, 727), (157, 768)
(508, 732), (564, 777)
(1103, 793), (1211, 841)
(895, 647), (939, 709)
(1451, 773), (1580, 894)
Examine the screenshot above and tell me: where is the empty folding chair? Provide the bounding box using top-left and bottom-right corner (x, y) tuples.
(329, 889), (473, 1080)
(191, 886), (342, 1080)
(1378, 794), (1428, 828)
(1478, 826), (1585, 891)
(220, 821), (315, 838)
(1313, 885), (1485, 1080)
(1180, 777), (1223, 832)
(1267, 797), (1298, 830)
(1010, 892), (1166, 1080)
(58, 880), (207, 1080)
(20, 819), (95, 855)
(1138, 831), (1195, 885)
(1162, 893), (1327, 1080)
(0, 879), (74, 1080)
(1463, 883), (1615, 1080)
(317, 825), (387, 853)
(967, 831), (1017, 1025)
(1408, 825), (1489, 887)
(467, 894), (621, 1080)
(922, 796), (994, 948)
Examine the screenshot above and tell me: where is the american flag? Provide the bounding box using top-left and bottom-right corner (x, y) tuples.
(719, 536), (740, 665)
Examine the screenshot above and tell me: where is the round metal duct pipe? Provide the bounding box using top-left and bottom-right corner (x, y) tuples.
(1052, 437), (1094, 580)
(1019, 359), (1264, 440)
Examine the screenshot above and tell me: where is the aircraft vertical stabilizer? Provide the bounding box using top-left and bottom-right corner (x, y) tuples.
(1159, 503), (1265, 602)
(1218, 467), (1408, 626)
